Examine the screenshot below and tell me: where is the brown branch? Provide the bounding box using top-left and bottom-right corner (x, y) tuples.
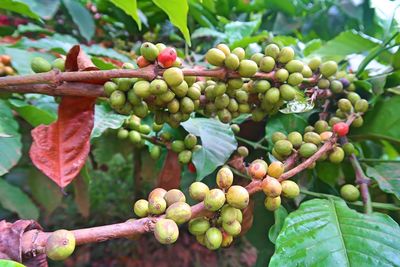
(0, 66), (281, 90)
(1, 82), (105, 97)
(349, 153), (372, 214)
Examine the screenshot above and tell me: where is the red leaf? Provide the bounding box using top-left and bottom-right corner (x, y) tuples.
(30, 97), (96, 188)
(30, 45), (97, 188)
(157, 151), (182, 190)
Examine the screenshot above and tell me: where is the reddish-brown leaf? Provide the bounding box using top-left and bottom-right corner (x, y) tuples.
(30, 97), (96, 188)
(30, 45), (97, 188)
(157, 151), (182, 190)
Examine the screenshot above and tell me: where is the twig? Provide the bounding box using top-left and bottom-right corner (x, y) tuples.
(349, 154), (373, 214)
(358, 158), (400, 163)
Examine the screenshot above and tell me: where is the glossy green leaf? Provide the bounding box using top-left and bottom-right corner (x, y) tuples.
(109, 0), (141, 30)
(181, 118), (237, 180)
(0, 179), (39, 220)
(0, 100), (22, 176)
(91, 57), (118, 70)
(153, 0), (191, 45)
(23, 0), (60, 19)
(224, 18), (261, 45)
(191, 28), (226, 39)
(92, 131), (133, 164)
(62, 0), (95, 41)
(9, 99), (56, 126)
(270, 198), (400, 266)
(268, 206), (288, 244)
(91, 104), (128, 139)
(310, 30), (381, 61)
(0, 0), (40, 19)
(366, 162), (400, 199)
(265, 113), (308, 146)
(351, 96), (400, 146)
(315, 161), (341, 187)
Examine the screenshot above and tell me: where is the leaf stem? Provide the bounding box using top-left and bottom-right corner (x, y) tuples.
(235, 136), (269, 151)
(349, 154), (373, 214)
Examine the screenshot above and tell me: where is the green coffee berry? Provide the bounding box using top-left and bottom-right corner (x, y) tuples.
(278, 47), (295, 63)
(150, 79), (168, 95)
(180, 97), (195, 114)
(287, 131), (302, 148)
(178, 150), (192, 164)
(189, 182), (209, 201)
(171, 140), (185, 153)
(164, 189), (186, 206)
(320, 60), (338, 77)
(264, 196), (281, 211)
(221, 205), (239, 224)
(272, 132), (287, 143)
(232, 47), (245, 60)
(189, 218), (210, 235)
(340, 184), (360, 202)
(166, 202), (192, 224)
(287, 72), (303, 86)
(216, 166), (234, 189)
(140, 42), (159, 61)
(329, 146), (345, 164)
(154, 219), (179, 244)
(299, 143), (318, 158)
(148, 196), (167, 215)
(285, 60), (304, 73)
(110, 90), (126, 107)
(265, 87), (280, 104)
(275, 68), (289, 82)
(167, 99), (180, 113)
(343, 143), (355, 155)
(133, 80), (151, 98)
(308, 57), (321, 71)
(216, 44), (230, 56)
(330, 80), (343, 93)
(163, 67), (184, 86)
(52, 58), (65, 71)
(226, 185), (249, 209)
(31, 57), (52, 73)
(117, 78), (134, 92)
(117, 128), (129, 139)
(314, 120), (329, 134)
(281, 180), (300, 198)
(280, 84), (296, 101)
(206, 48), (226, 66)
(347, 92), (361, 105)
(104, 81), (118, 96)
(150, 145), (161, 160)
(354, 99), (368, 112)
(204, 188), (226, 211)
(205, 227), (222, 250)
(222, 220), (241, 236)
(261, 176), (282, 197)
(171, 81), (188, 97)
(184, 134), (197, 149)
(254, 80), (271, 93)
(303, 132), (322, 145)
(351, 116), (364, 127)
(265, 44), (280, 59)
(45, 230), (76, 261)
(238, 59), (258, 77)
(259, 56), (275, 72)
(317, 78), (330, 89)
(274, 140), (293, 157)
(134, 199), (149, 217)
(237, 146), (249, 157)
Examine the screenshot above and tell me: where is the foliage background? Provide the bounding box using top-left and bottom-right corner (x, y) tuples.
(0, 0), (400, 266)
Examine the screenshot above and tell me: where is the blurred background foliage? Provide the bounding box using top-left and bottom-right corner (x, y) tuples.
(0, 0), (400, 266)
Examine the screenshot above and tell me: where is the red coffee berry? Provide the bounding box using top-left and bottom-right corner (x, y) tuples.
(157, 47), (177, 68)
(137, 56), (150, 68)
(332, 122), (349, 137)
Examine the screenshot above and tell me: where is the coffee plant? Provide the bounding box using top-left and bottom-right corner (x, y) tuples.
(0, 1), (400, 267)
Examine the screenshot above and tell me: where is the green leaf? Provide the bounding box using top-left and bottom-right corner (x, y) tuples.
(366, 162), (400, 199)
(9, 99), (56, 126)
(270, 198), (400, 266)
(224, 18), (261, 45)
(268, 206), (288, 244)
(0, 179), (39, 220)
(181, 118), (237, 180)
(265, 113), (308, 146)
(0, 0), (40, 19)
(62, 0), (95, 41)
(91, 57), (118, 70)
(22, 0), (61, 19)
(28, 168), (62, 214)
(351, 96), (400, 146)
(309, 30), (381, 61)
(315, 161), (341, 187)
(191, 28), (226, 39)
(91, 104), (128, 139)
(92, 131), (133, 164)
(0, 100), (22, 176)
(153, 0), (191, 45)
(109, 0), (141, 30)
